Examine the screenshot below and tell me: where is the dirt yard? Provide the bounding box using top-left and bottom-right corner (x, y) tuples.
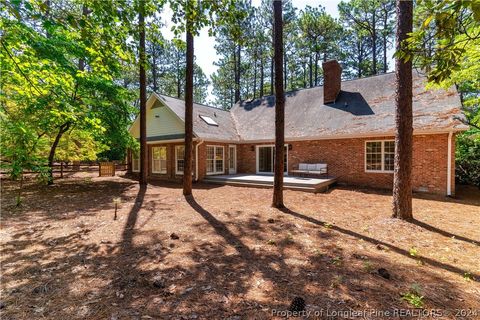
(1, 173), (479, 319)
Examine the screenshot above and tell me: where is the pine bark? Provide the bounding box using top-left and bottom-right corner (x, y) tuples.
(309, 55), (313, 87)
(392, 0), (413, 220)
(234, 45), (241, 103)
(151, 44), (158, 92)
(270, 55), (274, 95)
(260, 52), (264, 97)
(183, 28), (194, 196)
(139, 0), (147, 185)
(372, 12), (377, 75)
(272, 0), (285, 208)
(382, 11), (388, 73)
(283, 51), (287, 89)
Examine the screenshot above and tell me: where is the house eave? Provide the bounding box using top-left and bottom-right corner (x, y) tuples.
(233, 128), (467, 144)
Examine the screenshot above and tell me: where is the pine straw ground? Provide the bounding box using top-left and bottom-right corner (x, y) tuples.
(1, 173), (479, 320)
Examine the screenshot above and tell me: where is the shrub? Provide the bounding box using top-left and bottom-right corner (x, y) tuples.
(456, 130), (480, 188)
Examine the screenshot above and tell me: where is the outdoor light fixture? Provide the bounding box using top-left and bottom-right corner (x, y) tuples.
(289, 144), (293, 150)
(251, 146), (255, 151)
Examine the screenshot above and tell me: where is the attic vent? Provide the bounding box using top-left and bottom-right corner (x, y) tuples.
(199, 115), (218, 126)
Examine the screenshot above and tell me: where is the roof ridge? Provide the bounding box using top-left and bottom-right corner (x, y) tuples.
(156, 92), (230, 112)
(233, 71), (398, 107)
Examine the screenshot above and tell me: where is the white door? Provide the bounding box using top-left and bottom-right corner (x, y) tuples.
(228, 145), (237, 174)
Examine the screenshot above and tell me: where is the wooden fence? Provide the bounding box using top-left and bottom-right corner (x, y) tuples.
(99, 162), (115, 177)
(0, 162), (127, 178)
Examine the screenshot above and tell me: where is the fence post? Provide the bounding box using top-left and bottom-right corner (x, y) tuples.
(60, 162), (63, 178)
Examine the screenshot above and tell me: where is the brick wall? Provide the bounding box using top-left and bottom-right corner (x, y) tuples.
(235, 133), (455, 195)
(129, 141), (233, 182)
(129, 134), (455, 195)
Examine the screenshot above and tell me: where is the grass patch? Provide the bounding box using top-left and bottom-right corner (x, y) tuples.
(401, 283), (424, 308)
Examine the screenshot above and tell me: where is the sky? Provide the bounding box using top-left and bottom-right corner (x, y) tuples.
(161, 1), (344, 102)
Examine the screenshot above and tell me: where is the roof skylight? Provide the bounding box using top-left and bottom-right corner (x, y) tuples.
(199, 115), (218, 126)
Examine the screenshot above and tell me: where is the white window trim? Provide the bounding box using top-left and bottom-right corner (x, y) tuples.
(151, 146), (167, 174)
(228, 144), (237, 174)
(206, 145), (225, 175)
(364, 140), (395, 173)
(132, 152), (140, 172)
(175, 145), (184, 175)
(255, 144), (289, 175)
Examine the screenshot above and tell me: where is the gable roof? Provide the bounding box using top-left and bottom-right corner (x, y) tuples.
(129, 93), (239, 142)
(230, 71), (468, 141)
(156, 94), (239, 141)
(130, 71), (468, 143)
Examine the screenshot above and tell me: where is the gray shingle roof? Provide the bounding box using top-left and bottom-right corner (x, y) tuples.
(230, 71), (468, 141)
(153, 71), (467, 142)
(157, 94), (240, 141)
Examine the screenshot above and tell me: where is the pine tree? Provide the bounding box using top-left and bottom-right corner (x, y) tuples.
(392, 0), (413, 220)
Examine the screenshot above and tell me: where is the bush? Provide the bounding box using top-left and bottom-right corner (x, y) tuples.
(456, 130), (480, 188)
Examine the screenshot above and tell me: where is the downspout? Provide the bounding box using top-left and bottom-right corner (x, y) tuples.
(195, 140), (204, 181)
(447, 131), (453, 196)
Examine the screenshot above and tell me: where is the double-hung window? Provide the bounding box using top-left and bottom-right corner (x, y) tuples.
(365, 140), (395, 172)
(132, 151), (140, 172)
(206, 145), (224, 175)
(152, 146), (167, 174)
(175, 145), (185, 174)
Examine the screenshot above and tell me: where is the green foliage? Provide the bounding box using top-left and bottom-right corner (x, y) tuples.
(463, 271), (475, 281)
(409, 1), (480, 187)
(0, 0), (138, 181)
(409, 246), (419, 257)
(409, 0), (480, 83)
(401, 283), (424, 308)
(401, 292), (424, 308)
(456, 130), (480, 187)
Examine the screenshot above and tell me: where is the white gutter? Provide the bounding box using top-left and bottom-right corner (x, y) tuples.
(195, 140), (204, 181)
(447, 131), (453, 196)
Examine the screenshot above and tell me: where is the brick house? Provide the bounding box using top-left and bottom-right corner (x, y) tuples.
(128, 60), (468, 195)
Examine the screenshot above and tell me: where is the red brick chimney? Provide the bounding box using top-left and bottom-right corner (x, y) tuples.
(322, 60), (342, 104)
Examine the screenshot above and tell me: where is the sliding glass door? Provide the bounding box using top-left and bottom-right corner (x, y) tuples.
(256, 145), (287, 174)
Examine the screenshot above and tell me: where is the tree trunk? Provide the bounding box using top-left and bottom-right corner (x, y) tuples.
(45, 0), (51, 38)
(314, 51), (319, 86)
(392, 0), (413, 220)
(139, 0), (147, 185)
(253, 55), (257, 99)
(47, 122), (70, 185)
(176, 52), (181, 98)
(383, 12), (388, 73)
(183, 28), (194, 196)
(283, 50), (287, 90)
(309, 54), (313, 87)
(357, 40), (363, 78)
(78, 5), (88, 71)
(270, 55), (274, 95)
(234, 45), (241, 102)
(372, 13), (377, 75)
(383, 34), (388, 73)
(260, 51), (264, 97)
(151, 44), (158, 91)
(303, 63), (307, 88)
(272, 0), (285, 209)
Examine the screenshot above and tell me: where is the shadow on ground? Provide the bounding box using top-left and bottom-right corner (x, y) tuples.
(1, 176), (478, 319)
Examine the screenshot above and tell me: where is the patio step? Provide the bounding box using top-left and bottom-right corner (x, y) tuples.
(203, 176), (336, 193)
